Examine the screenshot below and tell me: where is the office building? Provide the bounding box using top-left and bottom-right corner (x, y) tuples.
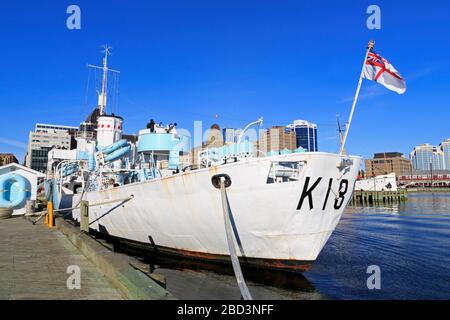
(410, 143), (445, 171)
(222, 128), (243, 145)
(365, 152), (412, 177)
(439, 138), (450, 170)
(258, 126), (297, 155)
(0, 153), (19, 166)
(189, 124), (224, 167)
(287, 120), (318, 152)
(25, 123), (78, 173)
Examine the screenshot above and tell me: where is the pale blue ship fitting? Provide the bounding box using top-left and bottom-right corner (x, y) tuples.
(102, 139), (129, 155)
(104, 145), (131, 163)
(0, 173), (30, 209)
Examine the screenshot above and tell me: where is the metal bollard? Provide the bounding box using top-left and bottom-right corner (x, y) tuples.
(80, 200), (89, 233)
(25, 200), (35, 215)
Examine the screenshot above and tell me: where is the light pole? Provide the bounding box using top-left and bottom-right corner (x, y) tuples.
(430, 160), (433, 188)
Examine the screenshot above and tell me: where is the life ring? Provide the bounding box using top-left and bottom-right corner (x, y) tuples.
(0, 173), (30, 209)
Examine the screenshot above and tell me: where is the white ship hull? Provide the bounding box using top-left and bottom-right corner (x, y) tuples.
(67, 152), (361, 272)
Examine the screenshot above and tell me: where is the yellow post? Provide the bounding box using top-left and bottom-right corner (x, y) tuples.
(47, 201), (55, 228)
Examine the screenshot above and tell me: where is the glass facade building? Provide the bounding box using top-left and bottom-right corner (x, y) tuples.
(439, 139), (450, 170)
(287, 120), (318, 152)
(410, 143), (445, 171)
(30, 147), (53, 173)
(222, 128), (243, 144)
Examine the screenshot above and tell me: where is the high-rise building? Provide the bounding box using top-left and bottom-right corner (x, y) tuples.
(439, 138), (450, 170)
(25, 123), (79, 173)
(222, 128), (243, 145)
(189, 124), (224, 167)
(410, 143), (445, 171)
(365, 152), (412, 177)
(205, 124), (224, 148)
(258, 126), (297, 155)
(0, 153), (19, 166)
(287, 120), (318, 152)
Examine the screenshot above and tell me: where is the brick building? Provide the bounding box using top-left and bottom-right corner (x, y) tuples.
(365, 152), (412, 177)
(258, 126), (297, 155)
(0, 153), (19, 166)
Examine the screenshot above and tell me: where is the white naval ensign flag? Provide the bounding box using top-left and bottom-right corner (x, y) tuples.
(363, 50), (407, 94)
(340, 40), (407, 155)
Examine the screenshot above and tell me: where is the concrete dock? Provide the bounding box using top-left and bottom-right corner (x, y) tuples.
(0, 216), (123, 300)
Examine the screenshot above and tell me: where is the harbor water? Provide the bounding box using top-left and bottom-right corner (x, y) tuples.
(308, 192), (450, 300)
(129, 192), (450, 300)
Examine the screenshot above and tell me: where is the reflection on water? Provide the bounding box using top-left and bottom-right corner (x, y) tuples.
(121, 193), (450, 300)
(143, 255), (321, 300)
(114, 238), (323, 299)
(151, 257), (316, 292)
(308, 192), (450, 300)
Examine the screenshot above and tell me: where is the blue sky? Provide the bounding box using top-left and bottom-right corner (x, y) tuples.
(1, 0), (449, 162)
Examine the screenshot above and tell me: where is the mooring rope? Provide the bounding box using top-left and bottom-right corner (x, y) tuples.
(213, 174), (253, 300)
(27, 195), (134, 225)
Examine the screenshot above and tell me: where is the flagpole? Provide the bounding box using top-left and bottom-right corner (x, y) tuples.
(340, 40), (375, 155)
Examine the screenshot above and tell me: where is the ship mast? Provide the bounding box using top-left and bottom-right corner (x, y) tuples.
(87, 45), (120, 116)
(99, 45), (110, 115)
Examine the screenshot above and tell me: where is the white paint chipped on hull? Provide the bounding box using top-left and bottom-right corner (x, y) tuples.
(67, 152), (361, 271)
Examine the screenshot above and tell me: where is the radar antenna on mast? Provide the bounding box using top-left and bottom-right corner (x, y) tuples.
(87, 44), (120, 116)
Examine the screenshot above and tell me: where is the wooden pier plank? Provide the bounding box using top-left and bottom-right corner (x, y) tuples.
(0, 217), (123, 300)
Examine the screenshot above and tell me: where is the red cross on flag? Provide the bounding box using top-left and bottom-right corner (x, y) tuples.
(363, 50), (406, 94)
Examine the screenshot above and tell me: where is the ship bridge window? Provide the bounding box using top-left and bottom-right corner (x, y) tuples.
(267, 161), (306, 184)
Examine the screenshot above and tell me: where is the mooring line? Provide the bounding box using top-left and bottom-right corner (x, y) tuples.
(27, 195), (134, 225)
(212, 174), (253, 300)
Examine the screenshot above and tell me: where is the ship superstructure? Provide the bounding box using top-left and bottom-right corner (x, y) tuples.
(46, 49), (361, 272)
